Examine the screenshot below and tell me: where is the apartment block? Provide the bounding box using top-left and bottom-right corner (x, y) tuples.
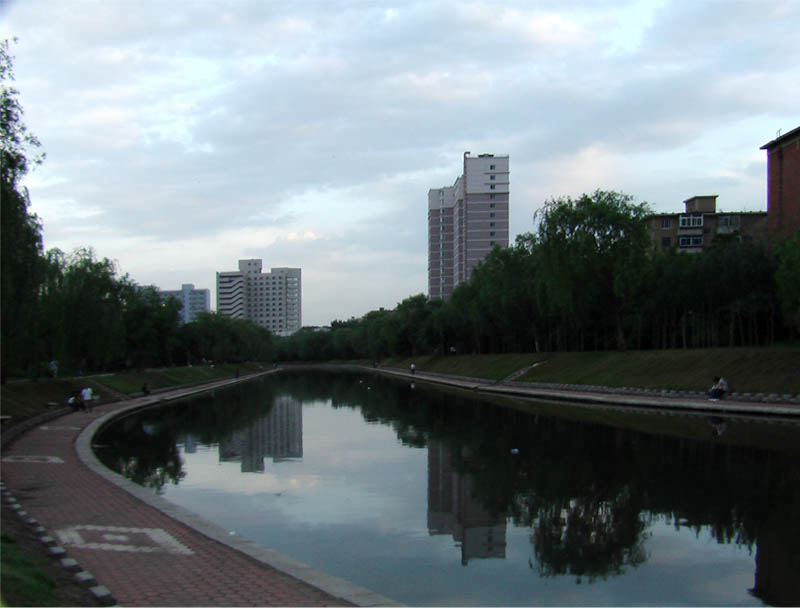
(216, 259), (301, 336)
(648, 195), (767, 253)
(761, 125), (800, 243)
(428, 152), (509, 299)
(159, 283), (210, 324)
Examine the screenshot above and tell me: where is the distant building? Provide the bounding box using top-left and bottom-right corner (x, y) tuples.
(216, 259), (301, 336)
(159, 283), (210, 324)
(428, 152), (509, 300)
(647, 195), (767, 253)
(761, 125), (800, 243)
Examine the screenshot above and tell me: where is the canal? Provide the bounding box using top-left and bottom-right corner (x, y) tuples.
(95, 369), (800, 606)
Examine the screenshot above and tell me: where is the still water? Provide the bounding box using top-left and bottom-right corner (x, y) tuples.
(95, 370), (800, 606)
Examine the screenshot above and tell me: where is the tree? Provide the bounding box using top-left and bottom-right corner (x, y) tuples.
(1, 38), (47, 380)
(775, 231), (800, 337)
(535, 190), (652, 351)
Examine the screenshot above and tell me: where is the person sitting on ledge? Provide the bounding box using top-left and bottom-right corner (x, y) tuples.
(708, 376), (728, 401)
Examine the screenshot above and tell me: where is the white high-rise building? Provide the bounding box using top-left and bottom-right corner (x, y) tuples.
(159, 284), (210, 324)
(428, 152), (509, 299)
(216, 259), (302, 336)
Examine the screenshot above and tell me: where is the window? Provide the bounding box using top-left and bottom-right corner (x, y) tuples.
(489, 164), (495, 170)
(679, 236), (704, 248)
(679, 215), (704, 227)
(661, 237), (671, 247)
(489, 202), (495, 208)
(720, 215), (740, 227)
(661, 218), (672, 229)
(489, 175), (495, 181)
(490, 212), (495, 218)
(489, 222), (496, 227)
(489, 194), (495, 200)
(490, 184), (495, 190)
(490, 231), (496, 237)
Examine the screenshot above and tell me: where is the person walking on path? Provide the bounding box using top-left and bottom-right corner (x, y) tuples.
(410, 363), (416, 376)
(81, 387), (94, 411)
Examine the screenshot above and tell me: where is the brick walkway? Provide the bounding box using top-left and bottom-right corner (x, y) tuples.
(1, 388), (392, 607)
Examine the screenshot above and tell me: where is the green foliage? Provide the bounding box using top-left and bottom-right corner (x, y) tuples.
(1, 532), (57, 606)
(775, 231), (800, 335)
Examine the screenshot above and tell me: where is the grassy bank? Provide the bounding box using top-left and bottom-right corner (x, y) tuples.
(2, 348), (798, 428)
(386, 346), (800, 394)
(1, 362), (266, 422)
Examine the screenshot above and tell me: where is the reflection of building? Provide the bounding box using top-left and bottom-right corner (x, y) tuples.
(427, 440), (506, 565)
(647, 195), (768, 253)
(750, 500), (800, 606)
(219, 396), (303, 472)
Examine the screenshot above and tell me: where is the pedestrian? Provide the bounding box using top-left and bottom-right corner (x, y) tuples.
(410, 363), (416, 376)
(49, 359), (58, 378)
(141, 383), (150, 396)
(81, 386), (94, 411)
(708, 376), (728, 401)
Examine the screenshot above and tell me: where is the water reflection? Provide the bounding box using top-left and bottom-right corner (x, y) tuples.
(220, 396), (303, 471)
(428, 440), (508, 565)
(96, 370), (800, 605)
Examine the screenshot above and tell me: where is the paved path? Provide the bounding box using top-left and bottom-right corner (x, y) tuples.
(1, 375), (397, 607)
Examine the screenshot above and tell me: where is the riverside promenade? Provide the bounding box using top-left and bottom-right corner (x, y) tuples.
(2, 367), (798, 607)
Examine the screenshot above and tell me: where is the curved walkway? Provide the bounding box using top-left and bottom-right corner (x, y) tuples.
(2, 367), (798, 607)
(1, 373), (399, 607)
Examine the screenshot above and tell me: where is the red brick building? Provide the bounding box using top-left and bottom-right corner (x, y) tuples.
(761, 125), (800, 243)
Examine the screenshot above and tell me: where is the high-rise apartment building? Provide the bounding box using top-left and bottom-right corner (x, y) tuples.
(428, 152), (509, 299)
(158, 283), (211, 324)
(216, 259), (301, 336)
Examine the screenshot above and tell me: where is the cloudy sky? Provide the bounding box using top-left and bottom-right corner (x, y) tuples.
(2, 0), (798, 326)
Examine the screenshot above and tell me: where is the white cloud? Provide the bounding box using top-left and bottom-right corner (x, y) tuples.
(3, 0), (798, 325)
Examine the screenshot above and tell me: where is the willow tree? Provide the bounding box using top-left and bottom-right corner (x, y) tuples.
(1, 38), (47, 379)
(535, 190), (652, 351)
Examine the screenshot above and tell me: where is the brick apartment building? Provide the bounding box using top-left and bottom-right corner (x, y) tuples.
(761, 125), (800, 243)
(648, 195), (767, 253)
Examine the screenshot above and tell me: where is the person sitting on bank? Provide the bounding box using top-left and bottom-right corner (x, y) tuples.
(708, 376), (728, 401)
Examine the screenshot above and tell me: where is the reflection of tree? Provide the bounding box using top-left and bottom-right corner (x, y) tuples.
(531, 487), (648, 582)
(96, 417), (185, 493)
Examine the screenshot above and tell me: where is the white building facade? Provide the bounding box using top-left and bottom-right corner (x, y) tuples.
(159, 283), (211, 324)
(428, 152), (509, 299)
(216, 259), (302, 336)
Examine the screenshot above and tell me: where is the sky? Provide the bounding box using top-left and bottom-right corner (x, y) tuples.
(2, 0), (798, 326)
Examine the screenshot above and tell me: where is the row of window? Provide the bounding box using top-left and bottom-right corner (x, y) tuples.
(660, 215), (742, 229)
(661, 236), (703, 247)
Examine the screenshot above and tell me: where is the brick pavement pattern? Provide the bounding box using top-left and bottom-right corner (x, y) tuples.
(2, 402), (353, 607)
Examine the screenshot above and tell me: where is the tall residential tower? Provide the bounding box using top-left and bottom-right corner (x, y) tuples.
(428, 152), (509, 299)
(216, 259), (301, 336)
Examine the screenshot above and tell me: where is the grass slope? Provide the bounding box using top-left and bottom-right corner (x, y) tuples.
(389, 347), (800, 394)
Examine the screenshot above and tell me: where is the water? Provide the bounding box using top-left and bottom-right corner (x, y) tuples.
(96, 369), (800, 606)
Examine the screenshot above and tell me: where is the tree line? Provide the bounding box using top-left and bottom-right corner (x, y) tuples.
(280, 190), (799, 361)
